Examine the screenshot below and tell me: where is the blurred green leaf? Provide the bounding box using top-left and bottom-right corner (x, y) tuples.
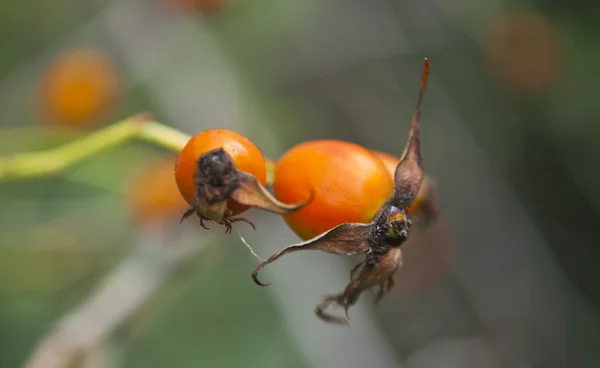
(0, 177), (112, 200)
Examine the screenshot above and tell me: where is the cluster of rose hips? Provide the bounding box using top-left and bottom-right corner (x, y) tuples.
(175, 59), (434, 325)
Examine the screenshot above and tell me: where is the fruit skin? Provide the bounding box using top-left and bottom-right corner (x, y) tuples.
(175, 129), (267, 216)
(40, 47), (119, 127)
(274, 140), (394, 240)
(127, 157), (188, 226)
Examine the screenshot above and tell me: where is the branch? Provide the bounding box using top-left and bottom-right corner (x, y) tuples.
(0, 114), (190, 181)
(23, 226), (211, 368)
(0, 114), (277, 185)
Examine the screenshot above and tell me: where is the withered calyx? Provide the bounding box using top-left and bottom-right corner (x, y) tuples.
(251, 58), (433, 325)
(181, 148), (309, 233)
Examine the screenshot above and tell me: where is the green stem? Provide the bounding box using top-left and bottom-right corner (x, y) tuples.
(139, 120), (192, 152)
(0, 114), (278, 186)
(0, 114), (191, 181)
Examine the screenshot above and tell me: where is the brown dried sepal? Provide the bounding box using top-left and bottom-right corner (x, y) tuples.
(232, 171), (314, 215)
(250, 58), (431, 324)
(392, 58), (429, 208)
(315, 248), (403, 325)
(181, 148), (310, 233)
(252, 222), (374, 286)
(407, 177), (439, 227)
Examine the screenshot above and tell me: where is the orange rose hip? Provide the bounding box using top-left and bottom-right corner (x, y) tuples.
(40, 47), (119, 127)
(175, 129), (266, 216)
(175, 129), (308, 233)
(274, 140), (394, 240)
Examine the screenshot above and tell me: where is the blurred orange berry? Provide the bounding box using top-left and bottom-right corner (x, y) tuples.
(274, 140), (394, 240)
(484, 11), (560, 93)
(127, 157), (189, 226)
(40, 47), (120, 127)
(175, 129), (267, 216)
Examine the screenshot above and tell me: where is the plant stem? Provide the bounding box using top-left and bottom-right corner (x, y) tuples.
(0, 113), (277, 186)
(0, 114), (187, 181)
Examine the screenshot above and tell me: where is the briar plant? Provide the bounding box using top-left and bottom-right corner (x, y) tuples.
(0, 58), (435, 327)
(252, 58), (431, 325)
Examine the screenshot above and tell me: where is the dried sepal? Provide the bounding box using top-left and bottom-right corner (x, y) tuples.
(369, 201), (411, 247)
(393, 58), (430, 207)
(186, 148), (240, 225)
(192, 200), (228, 225)
(252, 222), (374, 286)
(315, 248), (403, 325)
(408, 176), (439, 227)
(232, 171), (312, 215)
(251, 58), (431, 324)
(182, 148), (310, 233)
(349, 260), (365, 280)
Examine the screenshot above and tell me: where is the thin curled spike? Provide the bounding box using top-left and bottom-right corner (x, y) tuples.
(232, 172), (313, 215)
(252, 222), (373, 286)
(313, 248), (403, 325)
(315, 296), (349, 326)
(393, 58), (430, 207)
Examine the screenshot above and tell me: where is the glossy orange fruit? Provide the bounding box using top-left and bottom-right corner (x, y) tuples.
(175, 129), (267, 216)
(127, 157), (188, 226)
(372, 150), (425, 215)
(274, 140), (394, 240)
(40, 47), (119, 127)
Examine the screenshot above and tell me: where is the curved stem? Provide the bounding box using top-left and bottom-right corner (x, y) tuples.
(0, 113), (277, 185)
(0, 114), (186, 181)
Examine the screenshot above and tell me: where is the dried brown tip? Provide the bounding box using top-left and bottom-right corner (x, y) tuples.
(314, 280), (363, 325)
(393, 58), (430, 207)
(315, 296), (350, 326)
(232, 172), (313, 215)
(349, 260), (365, 280)
(313, 249), (402, 325)
(251, 222), (373, 287)
(374, 275), (395, 305)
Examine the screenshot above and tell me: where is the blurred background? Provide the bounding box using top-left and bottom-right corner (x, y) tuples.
(1, 0), (599, 367)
